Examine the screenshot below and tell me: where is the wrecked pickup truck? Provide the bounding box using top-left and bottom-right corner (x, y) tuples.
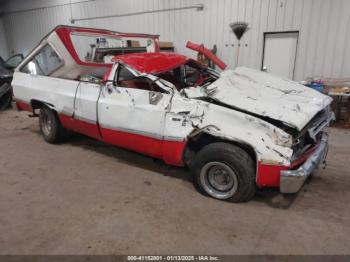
(12, 26), (334, 202)
(0, 54), (23, 109)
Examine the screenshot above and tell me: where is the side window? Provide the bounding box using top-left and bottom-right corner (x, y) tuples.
(20, 44), (63, 76)
(116, 66), (135, 85)
(116, 66), (167, 93)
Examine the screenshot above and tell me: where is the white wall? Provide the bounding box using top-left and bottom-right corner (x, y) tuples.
(0, 17), (9, 59)
(1, 0), (350, 80)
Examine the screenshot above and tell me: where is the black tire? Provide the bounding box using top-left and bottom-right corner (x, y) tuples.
(192, 142), (256, 203)
(39, 107), (67, 144)
(0, 84), (12, 110)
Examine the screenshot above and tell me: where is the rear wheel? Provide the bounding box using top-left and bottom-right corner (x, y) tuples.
(192, 142), (256, 202)
(39, 107), (67, 143)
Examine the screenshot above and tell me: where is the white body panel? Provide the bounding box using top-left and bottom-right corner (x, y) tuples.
(12, 72), (78, 116)
(98, 84), (172, 139)
(163, 95), (293, 165)
(74, 82), (101, 123)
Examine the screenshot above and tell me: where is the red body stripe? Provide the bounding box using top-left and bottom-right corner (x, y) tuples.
(101, 127), (163, 158)
(59, 113), (186, 166)
(100, 127), (185, 166)
(59, 114), (102, 140)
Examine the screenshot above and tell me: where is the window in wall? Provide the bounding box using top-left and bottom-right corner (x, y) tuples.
(20, 44), (63, 76)
(70, 33), (154, 63)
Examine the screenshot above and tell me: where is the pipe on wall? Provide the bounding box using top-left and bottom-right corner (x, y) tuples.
(70, 3), (204, 24)
(1, 0), (95, 15)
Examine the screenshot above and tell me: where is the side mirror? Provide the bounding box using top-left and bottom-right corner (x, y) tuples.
(149, 91), (163, 105)
(79, 75), (101, 84)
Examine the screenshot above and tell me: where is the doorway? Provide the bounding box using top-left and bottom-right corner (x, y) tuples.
(262, 31), (299, 79)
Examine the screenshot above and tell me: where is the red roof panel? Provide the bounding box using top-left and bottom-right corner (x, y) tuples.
(113, 52), (189, 74)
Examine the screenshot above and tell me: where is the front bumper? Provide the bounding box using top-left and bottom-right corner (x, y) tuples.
(280, 133), (328, 193)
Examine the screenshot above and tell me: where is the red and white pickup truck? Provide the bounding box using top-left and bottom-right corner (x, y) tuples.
(12, 26), (334, 202)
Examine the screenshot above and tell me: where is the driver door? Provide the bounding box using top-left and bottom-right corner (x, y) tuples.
(98, 65), (172, 158)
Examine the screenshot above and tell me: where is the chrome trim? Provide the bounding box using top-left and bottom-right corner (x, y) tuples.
(100, 124), (164, 140)
(280, 133), (328, 193)
(163, 135), (185, 142)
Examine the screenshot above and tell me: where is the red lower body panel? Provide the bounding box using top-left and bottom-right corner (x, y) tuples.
(101, 127), (163, 158)
(14, 100), (186, 166)
(256, 162), (289, 187)
(59, 114), (101, 140)
(256, 143), (320, 187)
(58, 113), (186, 166)
(100, 127), (186, 166)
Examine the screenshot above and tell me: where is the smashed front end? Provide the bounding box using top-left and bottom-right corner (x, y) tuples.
(183, 67), (334, 193)
(280, 107), (334, 193)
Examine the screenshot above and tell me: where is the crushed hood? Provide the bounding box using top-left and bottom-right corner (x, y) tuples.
(185, 67), (332, 131)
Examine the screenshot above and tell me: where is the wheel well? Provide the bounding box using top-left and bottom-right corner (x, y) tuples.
(183, 132), (257, 169)
(30, 100), (54, 115)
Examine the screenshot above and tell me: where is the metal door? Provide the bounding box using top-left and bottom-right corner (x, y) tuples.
(262, 31), (299, 79)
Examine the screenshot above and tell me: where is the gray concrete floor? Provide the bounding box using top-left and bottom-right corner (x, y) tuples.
(0, 109), (350, 255)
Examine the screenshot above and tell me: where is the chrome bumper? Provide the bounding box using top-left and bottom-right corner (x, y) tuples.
(11, 100), (19, 111)
(280, 133), (329, 193)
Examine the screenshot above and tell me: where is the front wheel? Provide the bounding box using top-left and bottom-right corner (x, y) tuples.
(39, 107), (67, 143)
(192, 142), (256, 203)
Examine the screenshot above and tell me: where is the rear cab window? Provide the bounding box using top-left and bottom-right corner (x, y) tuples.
(20, 44), (63, 76)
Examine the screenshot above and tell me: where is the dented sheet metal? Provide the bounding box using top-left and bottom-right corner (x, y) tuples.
(185, 67), (332, 131)
(162, 94), (294, 166)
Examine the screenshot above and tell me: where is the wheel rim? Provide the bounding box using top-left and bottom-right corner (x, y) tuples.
(200, 162), (238, 199)
(40, 110), (52, 137)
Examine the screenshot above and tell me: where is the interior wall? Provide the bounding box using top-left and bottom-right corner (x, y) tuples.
(1, 0), (350, 80)
(0, 17), (9, 59)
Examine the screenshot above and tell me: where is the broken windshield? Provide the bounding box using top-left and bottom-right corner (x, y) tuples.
(155, 61), (219, 92)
